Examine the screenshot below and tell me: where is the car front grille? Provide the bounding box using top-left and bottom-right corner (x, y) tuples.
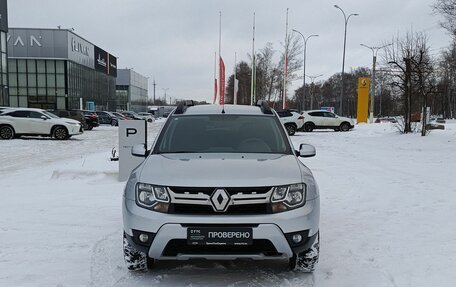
(162, 239), (279, 257)
(167, 186), (273, 215)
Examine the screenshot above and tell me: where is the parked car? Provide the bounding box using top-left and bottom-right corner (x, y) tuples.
(72, 110), (99, 130)
(50, 110), (88, 130)
(137, 112), (154, 123)
(122, 101), (320, 272)
(302, 110), (354, 132)
(121, 111), (143, 120)
(112, 112), (131, 121)
(0, 108), (83, 140)
(276, 109), (305, 136)
(96, 111), (119, 126)
(375, 117), (397, 124)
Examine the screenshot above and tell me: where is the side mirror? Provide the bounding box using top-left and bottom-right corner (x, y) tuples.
(131, 144), (147, 157)
(41, 115), (48, 120)
(299, 144), (316, 158)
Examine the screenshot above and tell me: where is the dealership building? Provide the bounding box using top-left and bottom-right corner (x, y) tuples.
(0, 0), (8, 107)
(7, 27), (117, 110)
(116, 68), (148, 112)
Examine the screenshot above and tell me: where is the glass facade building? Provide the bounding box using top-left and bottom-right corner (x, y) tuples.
(7, 28), (117, 110)
(116, 69), (148, 112)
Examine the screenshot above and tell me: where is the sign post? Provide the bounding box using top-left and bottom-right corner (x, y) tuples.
(357, 78), (370, 123)
(118, 120), (147, 181)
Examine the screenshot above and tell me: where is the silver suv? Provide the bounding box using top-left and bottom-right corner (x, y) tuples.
(122, 101), (320, 272)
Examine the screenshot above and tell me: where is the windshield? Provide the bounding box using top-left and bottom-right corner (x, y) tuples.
(154, 115), (292, 154)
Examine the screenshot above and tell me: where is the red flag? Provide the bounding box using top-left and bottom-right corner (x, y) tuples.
(219, 57), (225, 105)
(213, 79), (218, 104)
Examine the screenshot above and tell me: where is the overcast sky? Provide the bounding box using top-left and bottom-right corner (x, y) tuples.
(8, 0), (452, 103)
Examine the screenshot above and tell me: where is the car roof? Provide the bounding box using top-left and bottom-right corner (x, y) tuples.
(306, 110), (331, 113)
(2, 107), (46, 113)
(179, 104), (267, 116)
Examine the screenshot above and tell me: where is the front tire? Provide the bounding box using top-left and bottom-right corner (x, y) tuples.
(53, 126), (69, 140)
(123, 233), (153, 271)
(0, 125), (15, 140)
(304, 122), (314, 132)
(289, 232), (319, 272)
(340, 122), (351, 132)
(285, 124), (297, 136)
(111, 119), (118, 126)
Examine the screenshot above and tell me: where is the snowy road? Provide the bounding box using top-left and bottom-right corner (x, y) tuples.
(1, 121), (456, 286)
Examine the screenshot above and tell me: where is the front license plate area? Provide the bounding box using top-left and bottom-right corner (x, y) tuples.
(187, 227), (253, 246)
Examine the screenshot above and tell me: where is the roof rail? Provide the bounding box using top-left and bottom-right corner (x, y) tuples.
(255, 100), (273, 115)
(174, 100), (195, 115)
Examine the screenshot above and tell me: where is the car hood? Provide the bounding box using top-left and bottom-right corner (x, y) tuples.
(339, 116), (354, 123)
(59, 118), (81, 124)
(139, 153), (304, 187)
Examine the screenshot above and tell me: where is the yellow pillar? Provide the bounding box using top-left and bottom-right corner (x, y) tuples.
(357, 78), (370, 123)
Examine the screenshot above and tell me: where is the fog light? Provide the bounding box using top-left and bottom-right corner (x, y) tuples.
(292, 234), (303, 243)
(139, 234), (149, 243)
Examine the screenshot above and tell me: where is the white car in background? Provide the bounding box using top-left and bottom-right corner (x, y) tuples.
(276, 110), (305, 136)
(137, 112), (154, 123)
(302, 110), (354, 132)
(0, 108), (83, 140)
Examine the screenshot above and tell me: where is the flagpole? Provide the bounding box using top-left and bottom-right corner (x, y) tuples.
(250, 12), (256, 106)
(283, 8), (289, 110)
(234, 52), (237, 105)
(213, 51), (217, 104)
(218, 11), (222, 105)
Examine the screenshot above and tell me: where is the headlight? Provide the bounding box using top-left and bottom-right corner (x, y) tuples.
(271, 183), (306, 213)
(136, 183), (170, 212)
(65, 121), (79, 125)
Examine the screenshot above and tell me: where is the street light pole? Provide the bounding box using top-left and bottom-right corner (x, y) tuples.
(334, 5), (358, 116)
(161, 88), (169, 105)
(292, 29), (318, 111)
(306, 74), (324, 110)
(360, 43), (392, 123)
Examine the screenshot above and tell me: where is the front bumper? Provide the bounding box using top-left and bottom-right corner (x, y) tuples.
(68, 125), (83, 135)
(123, 197), (319, 260)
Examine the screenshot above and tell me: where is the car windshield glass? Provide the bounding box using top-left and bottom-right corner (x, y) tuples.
(154, 115), (292, 154)
(42, 111), (59, 118)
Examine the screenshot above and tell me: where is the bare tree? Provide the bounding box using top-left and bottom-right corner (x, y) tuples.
(433, 0), (456, 38)
(254, 43), (276, 102)
(384, 32), (434, 134)
(436, 43), (456, 118)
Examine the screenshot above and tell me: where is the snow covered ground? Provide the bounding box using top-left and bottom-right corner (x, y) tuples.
(1, 121), (455, 286)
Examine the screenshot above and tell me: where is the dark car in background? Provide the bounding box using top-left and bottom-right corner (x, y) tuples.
(112, 112), (130, 121)
(72, 110), (99, 130)
(50, 110), (88, 130)
(96, 111), (119, 126)
(121, 111), (143, 120)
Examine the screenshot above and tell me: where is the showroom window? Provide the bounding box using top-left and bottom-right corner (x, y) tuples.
(8, 59), (67, 109)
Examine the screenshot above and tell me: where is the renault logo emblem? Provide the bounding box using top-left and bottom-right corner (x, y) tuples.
(210, 188), (230, 212)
